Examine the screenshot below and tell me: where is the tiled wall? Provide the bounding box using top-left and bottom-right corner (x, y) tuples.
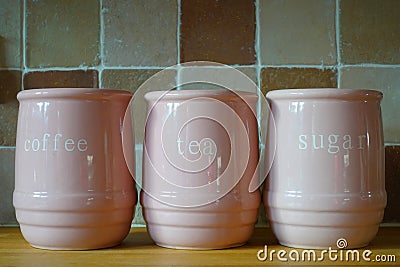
(1, 0), (399, 226)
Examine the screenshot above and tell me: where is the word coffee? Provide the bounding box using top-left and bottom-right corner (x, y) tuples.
(298, 133), (367, 154)
(24, 133), (88, 152)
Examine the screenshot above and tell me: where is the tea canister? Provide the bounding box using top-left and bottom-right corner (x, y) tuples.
(141, 89), (261, 249)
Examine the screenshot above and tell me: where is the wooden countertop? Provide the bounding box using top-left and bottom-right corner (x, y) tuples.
(0, 227), (399, 266)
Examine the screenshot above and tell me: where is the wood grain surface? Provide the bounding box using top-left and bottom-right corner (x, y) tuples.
(0, 227), (399, 266)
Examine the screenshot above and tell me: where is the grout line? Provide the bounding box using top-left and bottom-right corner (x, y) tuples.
(21, 63), (400, 73)
(223, 64), (258, 68)
(230, 65), (257, 68)
(177, 0), (181, 65)
(255, 0), (262, 92)
(98, 0), (105, 88)
(23, 66), (100, 72)
(99, 65), (172, 70)
(385, 143), (400, 146)
(255, 0), (265, 154)
(17, 63), (400, 71)
(135, 143), (143, 151)
(261, 64), (337, 69)
(168, 64), (258, 69)
(341, 63), (400, 68)
(100, 65), (168, 70)
(335, 0), (342, 88)
(255, 0), (262, 128)
(176, 0), (181, 90)
(259, 63), (400, 69)
(22, 0), (27, 90)
(23, 66), (169, 72)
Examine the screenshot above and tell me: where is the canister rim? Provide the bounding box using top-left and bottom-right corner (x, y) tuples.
(17, 88), (132, 100)
(144, 89), (258, 102)
(266, 88), (382, 100)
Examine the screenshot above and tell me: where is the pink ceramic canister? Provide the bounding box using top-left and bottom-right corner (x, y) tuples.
(264, 88), (387, 249)
(13, 88), (137, 250)
(141, 89), (261, 249)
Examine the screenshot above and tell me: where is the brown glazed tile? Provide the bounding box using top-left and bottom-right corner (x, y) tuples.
(340, 0), (400, 64)
(0, 70), (21, 103)
(26, 0), (100, 68)
(0, 148), (17, 225)
(181, 0), (255, 65)
(235, 67), (258, 92)
(102, 69), (176, 143)
(0, 70), (21, 146)
(260, 0), (336, 65)
(101, 69), (160, 94)
(0, 0), (22, 68)
(24, 70), (98, 89)
(237, 67), (257, 85)
(178, 66), (258, 92)
(103, 0), (177, 67)
(261, 67), (337, 95)
(383, 146), (400, 223)
(0, 102), (19, 146)
(340, 67), (400, 143)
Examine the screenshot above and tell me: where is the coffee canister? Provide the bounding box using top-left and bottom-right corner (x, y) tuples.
(141, 89), (260, 249)
(264, 88), (387, 249)
(14, 88), (136, 250)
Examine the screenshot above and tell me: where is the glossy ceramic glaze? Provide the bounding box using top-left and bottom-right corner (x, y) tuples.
(142, 89), (261, 249)
(264, 88), (387, 249)
(14, 88), (137, 250)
